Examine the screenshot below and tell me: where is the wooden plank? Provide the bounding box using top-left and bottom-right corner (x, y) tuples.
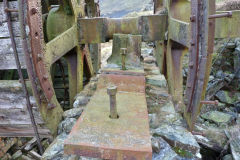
(0, 1), (19, 22)
(0, 126), (51, 138)
(0, 1), (27, 70)
(0, 37), (25, 69)
(0, 21), (21, 38)
(0, 80), (51, 137)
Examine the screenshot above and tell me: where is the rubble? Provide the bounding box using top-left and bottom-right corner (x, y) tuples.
(63, 108), (84, 119)
(201, 111), (235, 126)
(152, 137), (179, 160)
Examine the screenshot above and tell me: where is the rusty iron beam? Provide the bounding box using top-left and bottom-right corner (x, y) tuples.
(4, 8), (18, 12)
(200, 100), (219, 105)
(26, 0), (64, 135)
(78, 15), (168, 44)
(209, 12), (232, 19)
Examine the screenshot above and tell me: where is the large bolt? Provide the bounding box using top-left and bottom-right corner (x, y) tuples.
(120, 48), (127, 70)
(107, 85), (118, 119)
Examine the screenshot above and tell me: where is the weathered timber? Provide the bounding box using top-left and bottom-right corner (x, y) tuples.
(0, 1), (19, 22)
(0, 37), (25, 69)
(0, 21), (21, 38)
(0, 1), (26, 69)
(0, 80), (51, 137)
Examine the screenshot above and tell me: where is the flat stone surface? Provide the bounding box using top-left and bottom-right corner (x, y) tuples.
(146, 75), (167, 88)
(201, 111), (233, 124)
(153, 124), (200, 156)
(64, 74), (152, 160)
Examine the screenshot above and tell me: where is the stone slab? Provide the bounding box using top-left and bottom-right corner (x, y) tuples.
(64, 73), (152, 160)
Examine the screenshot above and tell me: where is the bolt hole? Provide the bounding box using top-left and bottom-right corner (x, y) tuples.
(35, 32), (38, 38)
(31, 8), (37, 15)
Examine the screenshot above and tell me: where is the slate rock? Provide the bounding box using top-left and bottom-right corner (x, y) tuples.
(58, 118), (77, 134)
(223, 154), (233, 160)
(194, 124), (228, 150)
(215, 91), (234, 104)
(225, 126), (240, 160)
(152, 137), (178, 160)
(201, 111), (234, 125)
(42, 133), (67, 160)
(146, 75), (167, 88)
(226, 42), (236, 49)
(73, 96), (90, 108)
(63, 108), (83, 119)
(216, 70), (224, 79)
(153, 124), (200, 157)
(144, 56), (156, 64)
(12, 150), (22, 160)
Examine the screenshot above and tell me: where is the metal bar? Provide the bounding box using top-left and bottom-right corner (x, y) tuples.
(200, 100), (219, 105)
(209, 12), (232, 19)
(185, 0), (201, 112)
(17, 0), (44, 154)
(120, 48), (127, 71)
(78, 15), (167, 43)
(107, 86), (118, 119)
(5, 8), (18, 12)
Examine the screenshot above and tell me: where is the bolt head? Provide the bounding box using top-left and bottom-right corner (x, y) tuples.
(120, 48), (127, 55)
(107, 85), (117, 96)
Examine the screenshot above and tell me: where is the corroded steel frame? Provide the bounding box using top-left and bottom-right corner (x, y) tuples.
(24, 0), (240, 135)
(158, 0), (240, 130)
(26, 0), (97, 135)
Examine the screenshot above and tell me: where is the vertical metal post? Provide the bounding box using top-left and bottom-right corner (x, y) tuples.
(107, 86), (118, 119)
(120, 48), (127, 70)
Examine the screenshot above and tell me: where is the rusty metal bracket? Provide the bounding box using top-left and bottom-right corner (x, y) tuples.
(78, 15), (168, 43)
(209, 12), (232, 19)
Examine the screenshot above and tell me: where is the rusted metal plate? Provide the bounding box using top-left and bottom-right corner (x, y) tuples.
(78, 14), (167, 44)
(98, 73), (146, 93)
(64, 73), (152, 159)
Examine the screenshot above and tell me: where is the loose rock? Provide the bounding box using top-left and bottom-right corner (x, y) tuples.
(153, 124), (200, 157)
(63, 108), (84, 119)
(146, 75), (167, 88)
(58, 118), (77, 134)
(152, 137), (179, 160)
(201, 111), (234, 125)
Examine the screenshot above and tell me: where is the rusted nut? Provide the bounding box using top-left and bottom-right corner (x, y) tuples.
(43, 75), (48, 81)
(30, 8), (38, 15)
(37, 54), (43, 61)
(107, 85), (118, 119)
(189, 62), (194, 68)
(190, 41), (195, 46)
(5, 8), (18, 13)
(120, 48), (127, 70)
(190, 15), (196, 22)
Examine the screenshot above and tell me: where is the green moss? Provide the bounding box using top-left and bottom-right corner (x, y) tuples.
(173, 147), (193, 158)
